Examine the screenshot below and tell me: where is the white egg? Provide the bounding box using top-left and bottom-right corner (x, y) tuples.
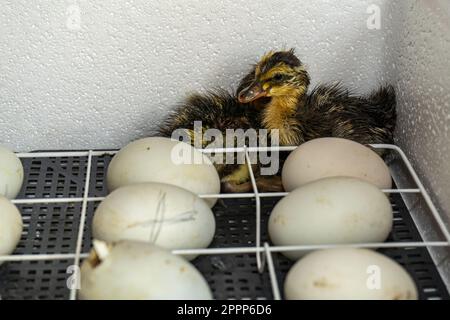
(269, 177), (393, 260)
(0, 196), (23, 265)
(0, 145), (24, 199)
(92, 183), (215, 260)
(285, 248), (418, 300)
(79, 240), (213, 300)
(282, 137), (392, 191)
(107, 137), (220, 207)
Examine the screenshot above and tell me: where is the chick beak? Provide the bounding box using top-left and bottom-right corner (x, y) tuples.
(238, 82), (267, 103)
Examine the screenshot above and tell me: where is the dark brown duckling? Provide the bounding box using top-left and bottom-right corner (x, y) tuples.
(237, 49), (396, 148)
(158, 89), (283, 193)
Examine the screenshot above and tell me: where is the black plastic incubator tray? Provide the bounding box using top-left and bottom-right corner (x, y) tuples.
(0, 153), (448, 300)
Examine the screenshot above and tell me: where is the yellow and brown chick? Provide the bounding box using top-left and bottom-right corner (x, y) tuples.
(237, 49), (397, 147)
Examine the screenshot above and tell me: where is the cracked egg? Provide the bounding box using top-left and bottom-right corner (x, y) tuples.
(79, 240), (213, 300)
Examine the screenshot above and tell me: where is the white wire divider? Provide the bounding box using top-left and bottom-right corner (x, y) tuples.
(0, 144), (448, 300)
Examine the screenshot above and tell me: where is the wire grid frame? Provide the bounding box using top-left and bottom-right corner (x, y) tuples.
(0, 144), (449, 300)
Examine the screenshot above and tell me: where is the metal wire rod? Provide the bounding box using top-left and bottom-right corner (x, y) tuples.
(244, 147), (265, 273)
(69, 150), (93, 300)
(2, 241), (449, 262)
(264, 243), (281, 300)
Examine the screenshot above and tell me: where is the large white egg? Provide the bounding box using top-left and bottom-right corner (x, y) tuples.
(79, 240), (213, 300)
(0, 145), (24, 199)
(285, 248), (418, 300)
(0, 196), (23, 265)
(269, 177), (393, 260)
(107, 137), (220, 207)
(92, 183), (215, 260)
(282, 137), (392, 191)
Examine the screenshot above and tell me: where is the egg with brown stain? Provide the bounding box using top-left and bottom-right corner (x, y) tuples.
(282, 137), (392, 191)
(269, 177), (393, 260)
(285, 248), (418, 300)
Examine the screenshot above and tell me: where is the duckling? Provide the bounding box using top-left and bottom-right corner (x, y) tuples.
(237, 49), (396, 148)
(158, 90), (283, 193)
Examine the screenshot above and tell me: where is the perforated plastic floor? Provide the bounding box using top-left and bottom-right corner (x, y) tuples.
(0, 153), (449, 300)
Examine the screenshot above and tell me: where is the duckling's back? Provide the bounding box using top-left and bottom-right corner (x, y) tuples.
(365, 85), (397, 142)
(301, 84), (397, 145)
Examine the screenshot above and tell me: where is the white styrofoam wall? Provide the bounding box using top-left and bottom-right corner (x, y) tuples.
(383, 1), (450, 221)
(1, 0), (388, 151)
(382, 1), (450, 283)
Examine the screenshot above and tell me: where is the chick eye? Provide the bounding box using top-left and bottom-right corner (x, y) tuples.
(272, 74), (284, 82)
